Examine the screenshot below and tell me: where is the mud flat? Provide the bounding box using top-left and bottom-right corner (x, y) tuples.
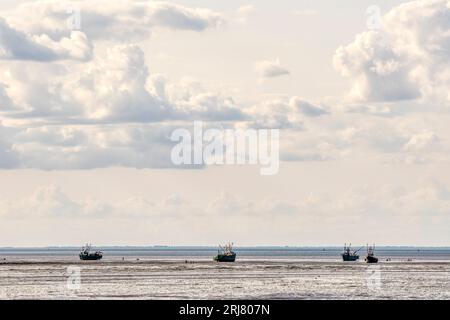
(1, 259), (449, 299)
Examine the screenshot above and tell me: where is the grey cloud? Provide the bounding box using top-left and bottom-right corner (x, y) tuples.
(243, 96), (327, 130)
(290, 97), (329, 117)
(0, 83), (14, 110)
(0, 141), (18, 169)
(0, 125), (18, 169)
(148, 3), (223, 31)
(254, 59), (290, 78)
(0, 18), (92, 61)
(9, 124), (178, 170)
(10, 1), (224, 42)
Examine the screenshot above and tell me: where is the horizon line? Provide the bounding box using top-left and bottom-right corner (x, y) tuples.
(1, 244), (450, 249)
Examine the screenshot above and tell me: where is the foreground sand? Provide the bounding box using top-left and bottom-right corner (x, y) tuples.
(1, 259), (449, 299)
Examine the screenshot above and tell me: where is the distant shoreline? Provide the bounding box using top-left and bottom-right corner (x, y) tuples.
(2, 247), (450, 263)
(1, 245), (450, 250)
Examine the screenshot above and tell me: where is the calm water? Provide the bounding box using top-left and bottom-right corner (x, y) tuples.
(1, 247), (450, 299)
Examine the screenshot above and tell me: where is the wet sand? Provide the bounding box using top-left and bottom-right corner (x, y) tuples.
(1, 259), (449, 299)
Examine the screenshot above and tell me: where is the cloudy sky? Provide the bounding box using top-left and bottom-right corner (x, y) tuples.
(1, 0), (450, 246)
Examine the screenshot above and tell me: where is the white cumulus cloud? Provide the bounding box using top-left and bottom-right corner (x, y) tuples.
(0, 18), (92, 61)
(7, 0), (224, 42)
(333, 0), (450, 105)
(254, 59), (290, 79)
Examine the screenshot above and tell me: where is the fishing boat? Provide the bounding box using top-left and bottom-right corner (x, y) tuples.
(365, 244), (378, 263)
(79, 244), (103, 261)
(214, 243), (236, 262)
(341, 243), (361, 261)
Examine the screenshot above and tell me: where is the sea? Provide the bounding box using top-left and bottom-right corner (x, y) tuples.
(1, 246), (450, 299)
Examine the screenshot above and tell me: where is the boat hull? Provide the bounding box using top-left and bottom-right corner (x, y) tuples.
(79, 253), (103, 261)
(365, 256), (378, 263)
(214, 253), (236, 262)
(342, 254), (359, 261)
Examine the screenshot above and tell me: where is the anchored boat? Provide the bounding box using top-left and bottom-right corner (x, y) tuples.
(79, 244), (103, 261)
(365, 244), (378, 263)
(341, 243), (361, 261)
(214, 243), (236, 262)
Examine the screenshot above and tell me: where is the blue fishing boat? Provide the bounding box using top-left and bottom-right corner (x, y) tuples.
(214, 243), (236, 262)
(341, 244), (361, 261)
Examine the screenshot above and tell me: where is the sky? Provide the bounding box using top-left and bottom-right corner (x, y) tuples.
(1, 0), (450, 246)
